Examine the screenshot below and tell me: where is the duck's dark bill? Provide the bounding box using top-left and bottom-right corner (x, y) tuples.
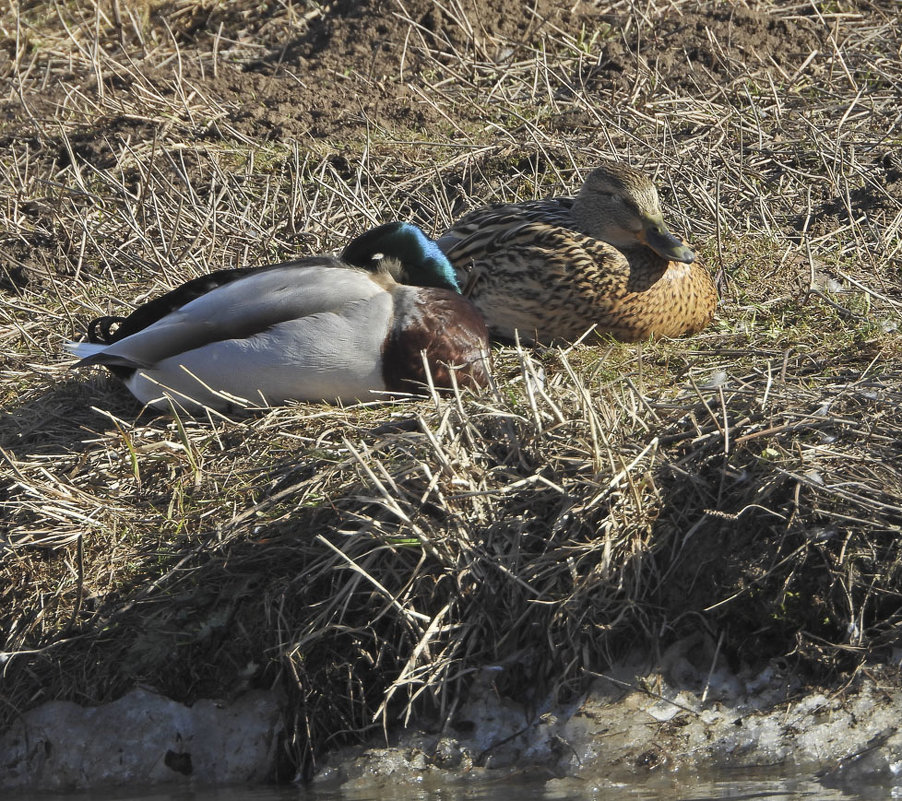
(644, 224), (696, 263)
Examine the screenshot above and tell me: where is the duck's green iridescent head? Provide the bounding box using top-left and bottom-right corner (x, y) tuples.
(342, 222), (461, 292)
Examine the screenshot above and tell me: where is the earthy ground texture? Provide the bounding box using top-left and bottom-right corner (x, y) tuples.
(1, 0), (901, 784)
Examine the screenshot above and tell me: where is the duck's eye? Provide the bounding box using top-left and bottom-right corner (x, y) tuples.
(371, 251), (385, 261)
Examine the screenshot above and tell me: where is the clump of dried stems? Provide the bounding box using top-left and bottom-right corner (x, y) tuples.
(1, 0), (900, 774)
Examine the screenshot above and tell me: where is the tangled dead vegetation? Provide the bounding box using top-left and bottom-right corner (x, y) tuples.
(1, 0), (901, 778)
(3, 341), (900, 771)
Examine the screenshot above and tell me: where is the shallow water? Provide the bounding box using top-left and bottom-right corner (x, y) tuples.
(10, 769), (898, 801)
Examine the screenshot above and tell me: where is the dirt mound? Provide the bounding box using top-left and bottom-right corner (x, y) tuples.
(194, 0), (603, 141)
(582, 6), (822, 96)
(190, 2), (825, 140)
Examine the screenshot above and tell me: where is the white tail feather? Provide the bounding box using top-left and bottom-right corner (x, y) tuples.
(64, 341), (107, 360)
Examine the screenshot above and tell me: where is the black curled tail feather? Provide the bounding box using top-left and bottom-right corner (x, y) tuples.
(81, 265), (261, 346)
(81, 258), (334, 347)
(87, 316), (126, 344)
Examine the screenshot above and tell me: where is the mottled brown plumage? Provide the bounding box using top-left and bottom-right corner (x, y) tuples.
(437, 162), (718, 344)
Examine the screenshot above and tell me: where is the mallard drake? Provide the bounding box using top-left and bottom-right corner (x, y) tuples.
(437, 162), (717, 344)
(65, 222), (489, 412)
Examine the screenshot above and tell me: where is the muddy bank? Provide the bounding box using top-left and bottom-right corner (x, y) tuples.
(0, 688), (282, 790)
(4, 649), (901, 793)
(312, 653), (902, 795)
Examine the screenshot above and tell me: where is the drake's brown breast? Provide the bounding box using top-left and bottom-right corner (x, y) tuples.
(382, 290), (490, 393)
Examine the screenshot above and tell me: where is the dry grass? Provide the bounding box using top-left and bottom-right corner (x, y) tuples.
(1, 0), (901, 777)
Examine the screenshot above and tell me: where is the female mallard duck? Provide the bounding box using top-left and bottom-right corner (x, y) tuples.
(437, 162), (717, 344)
(65, 222), (489, 412)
